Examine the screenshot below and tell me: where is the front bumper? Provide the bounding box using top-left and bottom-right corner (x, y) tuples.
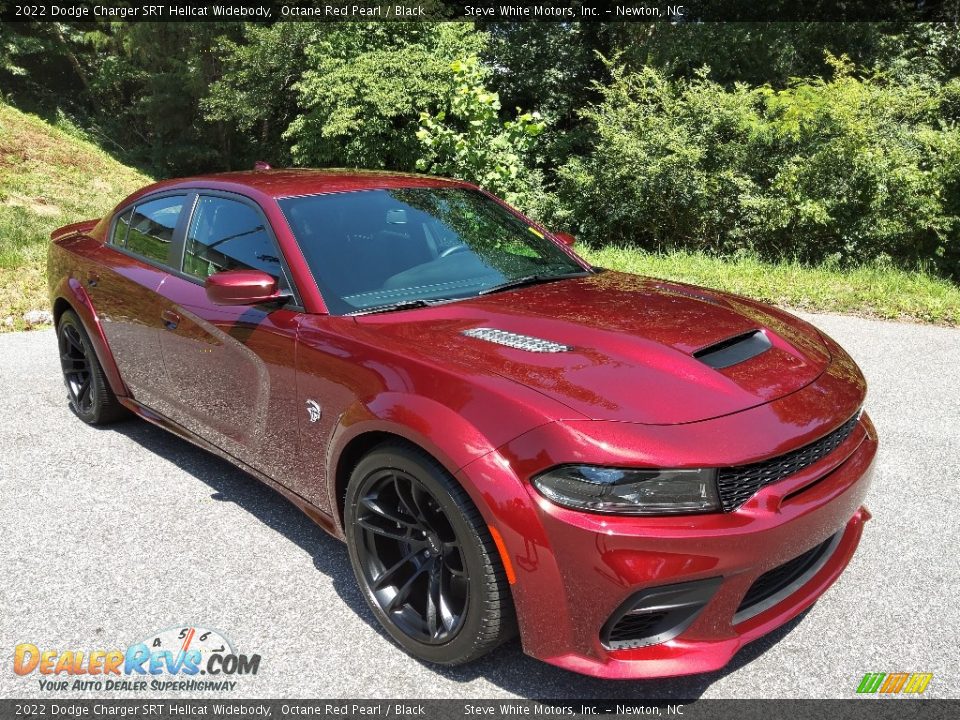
(458, 411), (877, 679)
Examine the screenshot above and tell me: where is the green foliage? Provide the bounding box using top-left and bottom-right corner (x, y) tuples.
(608, 23), (888, 88)
(203, 23), (325, 167)
(0, 21), (42, 78)
(559, 57), (960, 277)
(415, 56), (546, 211)
(87, 23), (245, 175)
(3, 19), (960, 291)
(283, 24), (486, 170)
(601, 23), (960, 89)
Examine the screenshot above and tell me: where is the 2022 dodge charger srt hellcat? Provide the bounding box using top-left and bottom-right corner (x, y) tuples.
(48, 169), (876, 678)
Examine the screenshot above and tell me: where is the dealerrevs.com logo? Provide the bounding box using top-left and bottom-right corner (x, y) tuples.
(856, 672), (933, 695)
(13, 626), (261, 692)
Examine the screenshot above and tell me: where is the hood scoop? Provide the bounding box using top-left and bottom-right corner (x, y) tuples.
(694, 329), (772, 369)
(463, 327), (571, 353)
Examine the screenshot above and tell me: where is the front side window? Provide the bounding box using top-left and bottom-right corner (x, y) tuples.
(125, 195), (185, 264)
(182, 196), (288, 290)
(278, 188), (585, 314)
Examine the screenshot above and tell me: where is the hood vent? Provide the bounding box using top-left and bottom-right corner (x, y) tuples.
(694, 329), (771, 369)
(462, 327), (570, 353)
(652, 282), (727, 307)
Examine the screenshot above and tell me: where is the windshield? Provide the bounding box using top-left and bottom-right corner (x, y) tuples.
(278, 187), (587, 315)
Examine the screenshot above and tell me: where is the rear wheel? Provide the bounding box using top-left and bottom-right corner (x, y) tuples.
(57, 310), (125, 425)
(344, 443), (517, 665)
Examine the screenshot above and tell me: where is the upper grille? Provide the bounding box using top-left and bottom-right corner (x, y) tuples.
(462, 327), (570, 353)
(717, 413), (861, 512)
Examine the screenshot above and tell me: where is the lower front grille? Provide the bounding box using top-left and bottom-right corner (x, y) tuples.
(717, 412), (861, 511)
(607, 612), (669, 647)
(734, 532), (841, 624)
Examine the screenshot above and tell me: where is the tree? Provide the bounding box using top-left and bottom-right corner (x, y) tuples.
(87, 22), (244, 174)
(203, 22), (324, 167)
(416, 56), (546, 212)
(283, 23), (486, 169)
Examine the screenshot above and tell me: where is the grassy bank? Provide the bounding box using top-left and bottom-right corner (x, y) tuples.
(581, 246), (960, 326)
(0, 102), (150, 330)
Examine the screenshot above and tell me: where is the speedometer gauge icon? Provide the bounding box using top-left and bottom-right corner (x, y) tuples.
(137, 625), (234, 666)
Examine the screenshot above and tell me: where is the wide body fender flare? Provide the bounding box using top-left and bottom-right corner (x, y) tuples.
(51, 276), (128, 398)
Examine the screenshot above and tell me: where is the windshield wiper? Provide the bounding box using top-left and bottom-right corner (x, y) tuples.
(350, 270), (590, 314)
(478, 270), (589, 296)
(348, 298), (447, 316)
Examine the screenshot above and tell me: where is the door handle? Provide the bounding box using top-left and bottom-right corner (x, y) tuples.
(86, 272), (100, 287)
(161, 310), (181, 330)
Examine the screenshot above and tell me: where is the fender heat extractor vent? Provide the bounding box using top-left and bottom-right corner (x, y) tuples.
(462, 328), (570, 353)
(694, 329), (771, 369)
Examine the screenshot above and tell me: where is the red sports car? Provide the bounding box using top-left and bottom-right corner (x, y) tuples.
(48, 169), (876, 678)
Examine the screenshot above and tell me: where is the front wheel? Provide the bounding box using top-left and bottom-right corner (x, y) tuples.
(344, 443), (517, 665)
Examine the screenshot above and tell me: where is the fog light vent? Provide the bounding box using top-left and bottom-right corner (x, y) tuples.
(601, 578), (721, 650)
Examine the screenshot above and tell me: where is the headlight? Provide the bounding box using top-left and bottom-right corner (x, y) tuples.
(532, 466), (720, 515)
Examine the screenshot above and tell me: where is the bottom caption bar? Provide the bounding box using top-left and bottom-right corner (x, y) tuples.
(2, 700), (953, 720)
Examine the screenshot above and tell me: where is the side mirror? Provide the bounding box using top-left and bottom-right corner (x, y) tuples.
(553, 231), (576, 247)
(205, 270), (285, 306)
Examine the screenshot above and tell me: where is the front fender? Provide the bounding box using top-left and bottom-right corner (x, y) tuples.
(325, 392), (549, 640)
(454, 446), (560, 658)
(325, 391), (541, 534)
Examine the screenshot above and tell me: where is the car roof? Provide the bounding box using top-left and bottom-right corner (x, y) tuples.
(129, 168), (470, 202)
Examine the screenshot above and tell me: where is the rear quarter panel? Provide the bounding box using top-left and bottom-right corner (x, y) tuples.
(48, 223), (129, 397)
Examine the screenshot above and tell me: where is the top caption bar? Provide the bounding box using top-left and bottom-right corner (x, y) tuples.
(2, 0), (959, 23)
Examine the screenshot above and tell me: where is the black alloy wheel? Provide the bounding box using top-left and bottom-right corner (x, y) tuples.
(57, 310), (125, 425)
(345, 443), (516, 665)
(355, 467), (469, 643)
(59, 321), (93, 415)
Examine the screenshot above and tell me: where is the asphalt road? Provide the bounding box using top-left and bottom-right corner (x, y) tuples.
(1, 312), (957, 700)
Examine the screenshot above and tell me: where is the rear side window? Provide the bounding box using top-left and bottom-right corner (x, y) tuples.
(111, 207), (133, 247)
(125, 196), (185, 264)
(181, 195), (288, 289)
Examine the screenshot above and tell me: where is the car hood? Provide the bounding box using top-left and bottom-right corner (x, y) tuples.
(358, 272), (833, 425)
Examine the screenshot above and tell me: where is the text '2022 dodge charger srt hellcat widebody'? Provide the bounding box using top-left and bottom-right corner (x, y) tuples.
(48, 169), (876, 678)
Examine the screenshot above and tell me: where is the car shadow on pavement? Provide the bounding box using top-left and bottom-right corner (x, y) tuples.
(111, 417), (811, 701)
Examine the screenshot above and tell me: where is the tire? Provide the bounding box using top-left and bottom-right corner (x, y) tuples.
(344, 442), (517, 665)
(57, 310), (126, 425)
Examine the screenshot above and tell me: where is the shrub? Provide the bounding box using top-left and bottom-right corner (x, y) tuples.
(559, 57), (960, 278)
